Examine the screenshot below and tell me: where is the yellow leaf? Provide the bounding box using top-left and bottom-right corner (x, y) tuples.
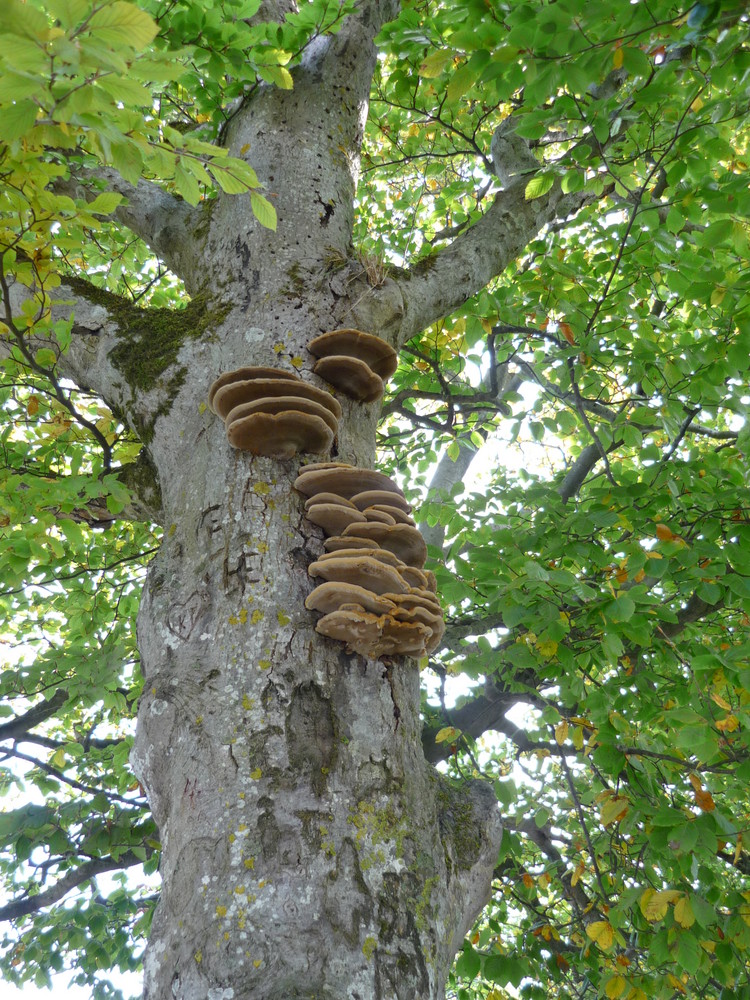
(690, 96), (704, 112)
(640, 889), (681, 922)
(419, 49), (455, 78)
(434, 726), (459, 744)
(585, 920), (614, 949)
(605, 975), (626, 998)
(600, 796), (629, 827)
(571, 860), (585, 887)
(613, 47), (624, 69)
(537, 638), (558, 658)
(655, 523), (675, 541)
(667, 973), (687, 994)
(27, 395), (39, 416)
(688, 773), (703, 792)
(694, 787), (715, 811)
(674, 896), (696, 929)
(555, 720), (569, 745)
(572, 726), (585, 750)
(710, 691), (731, 710)
(716, 714), (739, 732)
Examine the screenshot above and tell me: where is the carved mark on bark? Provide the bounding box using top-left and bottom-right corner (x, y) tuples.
(166, 591), (206, 639)
(375, 871), (431, 998)
(383, 662), (401, 730)
(323, 839), (372, 946)
(286, 682), (335, 797)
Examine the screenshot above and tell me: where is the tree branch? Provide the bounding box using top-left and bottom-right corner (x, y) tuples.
(55, 168), (205, 293)
(0, 690), (68, 744)
(394, 181), (606, 347)
(0, 851), (145, 922)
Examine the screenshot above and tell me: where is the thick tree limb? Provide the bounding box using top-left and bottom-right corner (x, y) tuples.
(0, 690), (68, 744)
(0, 851), (145, 922)
(56, 168), (205, 294)
(395, 182), (603, 347)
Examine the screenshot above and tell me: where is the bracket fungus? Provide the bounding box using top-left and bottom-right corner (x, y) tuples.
(297, 462), (445, 659)
(308, 329), (399, 403)
(208, 367), (341, 458)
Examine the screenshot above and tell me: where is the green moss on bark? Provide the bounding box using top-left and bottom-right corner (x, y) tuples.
(66, 275), (229, 441)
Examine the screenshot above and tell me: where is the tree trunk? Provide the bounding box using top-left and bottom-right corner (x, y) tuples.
(125, 8), (502, 998)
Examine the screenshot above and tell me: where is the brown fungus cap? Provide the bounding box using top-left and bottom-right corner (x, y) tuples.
(308, 555), (409, 595)
(350, 490), (411, 513)
(400, 566), (429, 590)
(226, 395), (338, 433)
(305, 503), (367, 535)
(366, 504), (415, 526)
(208, 366), (299, 413)
(305, 581), (396, 616)
(304, 493), (357, 510)
(314, 609), (382, 655)
(341, 522), (427, 568)
(213, 378), (342, 422)
(377, 618), (431, 656)
(315, 610), (430, 658)
(308, 329), (398, 379)
(298, 461), (353, 474)
(363, 508), (397, 525)
(314, 355), (384, 403)
(294, 466), (405, 501)
(317, 546), (406, 570)
(322, 536), (383, 553)
(227, 410), (333, 458)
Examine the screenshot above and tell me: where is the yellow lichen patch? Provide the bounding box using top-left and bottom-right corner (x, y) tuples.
(235, 886), (246, 894)
(238, 608), (248, 624)
(257, 542), (269, 553)
(250, 767), (262, 780)
(244, 857), (255, 869)
(253, 959), (262, 968)
(273, 342), (285, 353)
(242, 693), (254, 710)
(251, 609), (264, 624)
(258, 659), (271, 670)
(277, 610), (291, 626)
(238, 823), (247, 832)
(228, 613), (239, 625)
(291, 356), (304, 368)
(168, 524), (177, 536)
(228, 833), (236, 843)
(362, 937), (377, 960)
(195, 951), (202, 964)
(253, 482), (271, 495)
(215, 905), (227, 918)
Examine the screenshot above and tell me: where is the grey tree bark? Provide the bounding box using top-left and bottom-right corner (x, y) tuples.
(0, 2), (611, 996)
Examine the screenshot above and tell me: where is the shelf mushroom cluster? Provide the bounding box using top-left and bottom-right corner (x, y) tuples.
(308, 329), (398, 403)
(208, 367), (342, 458)
(295, 462), (444, 659)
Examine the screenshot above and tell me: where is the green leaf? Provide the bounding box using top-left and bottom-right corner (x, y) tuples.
(85, 192), (124, 215)
(0, 100), (37, 140)
(88, 2), (159, 51)
(524, 173), (555, 200)
(250, 192), (277, 230)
